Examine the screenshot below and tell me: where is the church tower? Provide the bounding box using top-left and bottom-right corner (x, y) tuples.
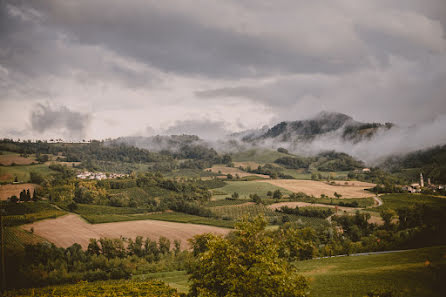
(420, 173), (424, 188)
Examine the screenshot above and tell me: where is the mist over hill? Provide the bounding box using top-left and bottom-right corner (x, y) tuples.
(110, 111), (446, 165)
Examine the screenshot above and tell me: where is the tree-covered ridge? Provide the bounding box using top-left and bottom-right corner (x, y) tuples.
(380, 144), (446, 183)
(240, 112), (393, 143)
(0, 139), (168, 163)
(274, 150), (364, 171)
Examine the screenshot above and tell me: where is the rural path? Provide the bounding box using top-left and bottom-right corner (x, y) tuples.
(372, 195), (383, 207)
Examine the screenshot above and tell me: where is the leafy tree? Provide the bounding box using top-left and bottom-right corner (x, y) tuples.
(334, 192), (342, 199)
(174, 240), (181, 256)
(380, 209), (396, 230)
(231, 192), (239, 199)
(68, 202), (78, 212)
(87, 239), (101, 256)
(188, 216), (309, 297)
(19, 190), (27, 202)
(9, 195), (18, 203)
(250, 194), (261, 204)
(30, 171), (44, 185)
(158, 236), (171, 255)
(273, 189), (282, 200)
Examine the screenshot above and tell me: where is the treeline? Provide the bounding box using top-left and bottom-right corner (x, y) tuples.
(381, 145), (446, 184)
(273, 150), (363, 172)
(0, 139), (168, 164)
(0, 139), (232, 171)
(246, 164), (295, 179)
(6, 236), (188, 289)
(342, 122), (393, 141)
(276, 206), (333, 218)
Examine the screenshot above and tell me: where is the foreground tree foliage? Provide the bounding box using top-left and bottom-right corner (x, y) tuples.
(188, 216), (309, 297)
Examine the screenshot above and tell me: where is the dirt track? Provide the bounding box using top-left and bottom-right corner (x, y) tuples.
(22, 214), (230, 250)
(258, 179), (375, 198)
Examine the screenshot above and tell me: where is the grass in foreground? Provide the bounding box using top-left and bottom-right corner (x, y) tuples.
(128, 246), (446, 297)
(295, 245), (446, 297)
(4, 279), (181, 297)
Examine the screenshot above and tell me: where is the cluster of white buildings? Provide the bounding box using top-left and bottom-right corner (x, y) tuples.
(76, 171), (128, 180)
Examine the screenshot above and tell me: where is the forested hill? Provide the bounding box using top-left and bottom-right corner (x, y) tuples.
(380, 145), (446, 184)
(237, 112), (393, 143)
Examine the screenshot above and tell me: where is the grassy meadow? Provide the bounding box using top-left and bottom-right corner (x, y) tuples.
(0, 163), (56, 183)
(372, 193), (446, 212)
(231, 149), (290, 163)
(127, 246), (446, 297)
(211, 180), (292, 200)
(81, 211), (235, 228)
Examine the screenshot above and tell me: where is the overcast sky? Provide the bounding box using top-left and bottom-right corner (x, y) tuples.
(1, 0), (446, 141)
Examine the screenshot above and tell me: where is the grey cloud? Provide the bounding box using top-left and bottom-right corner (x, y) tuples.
(19, 0), (367, 78)
(0, 1), (158, 100)
(30, 103), (91, 139)
(197, 55), (446, 125)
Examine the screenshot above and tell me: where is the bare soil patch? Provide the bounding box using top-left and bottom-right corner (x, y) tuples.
(22, 214), (230, 250)
(258, 179), (375, 198)
(205, 165), (269, 179)
(0, 155), (36, 165)
(0, 183), (40, 200)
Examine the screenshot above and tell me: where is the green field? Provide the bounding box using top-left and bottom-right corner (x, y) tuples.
(278, 167), (350, 180)
(4, 279), (180, 297)
(0, 164), (56, 183)
(231, 149), (290, 163)
(165, 168), (219, 178)
(296, 245), (446, 297)
(4, 226), (48, 251)
(2, 201), (67, 226)
(210, 203), (330, 229)
(133, 271), (189, 294)
(128, 246), (446, 297)
(211, 180), (292, 200)
(372, 193), (446, 212)
(289, 196), (375, 208)
(81, 211), (235, 228)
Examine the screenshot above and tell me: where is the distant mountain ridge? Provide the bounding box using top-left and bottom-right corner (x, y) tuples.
(237, 112), (393, 143)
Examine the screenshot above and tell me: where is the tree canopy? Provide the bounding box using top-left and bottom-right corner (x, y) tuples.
(188, 216), (309, 297)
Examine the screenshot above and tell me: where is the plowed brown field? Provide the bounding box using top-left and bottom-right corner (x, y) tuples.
(22, 214), (230, 250)
(258, 179), (375, 198)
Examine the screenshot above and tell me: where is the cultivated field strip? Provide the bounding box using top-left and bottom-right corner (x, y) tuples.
(22, 214), (230, 250)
